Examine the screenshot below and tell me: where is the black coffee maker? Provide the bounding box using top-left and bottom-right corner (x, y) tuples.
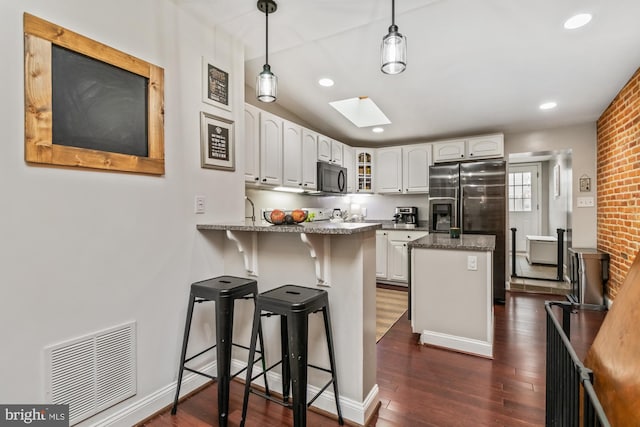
(394, 206), (418, 224)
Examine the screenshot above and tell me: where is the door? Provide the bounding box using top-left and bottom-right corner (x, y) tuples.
(377, 147), (402, 193)
(282, 120), (302, 188)
(508, 163), (541, 252)
(301, 129), (318, 190)
(388, 240), (408, 282)
(376, 231), (388, 279)
(403, 144), (431, 193)
(259, 111), (283, 185)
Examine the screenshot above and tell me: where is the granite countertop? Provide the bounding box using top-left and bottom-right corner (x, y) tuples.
(409, 234), (496, 251)
(361, 220), (430, 231)
(197, 220), (382, 235)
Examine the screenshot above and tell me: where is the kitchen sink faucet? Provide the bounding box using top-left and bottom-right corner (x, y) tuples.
(245, 196), (256, 223)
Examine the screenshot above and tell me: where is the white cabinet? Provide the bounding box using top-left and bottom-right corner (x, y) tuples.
(318, 135), (332, 163)
(331, 140), (343, 165)
(402, 144), (432, 193)
(376, 147), (403, 193)
(282, 119), (303, 188)
(301, 129), (318, 190)
(259, 110), (283, 186)
(244, 103), (261, 184)
(467, 134), (504, 159)
(342, 144), (356, 193)
(318, 135), (343, 165)
(378, 230), (429, 285)
(433, 134), (504, 163)
(376, 230), (388, 279)
(433, 139), (466, 162)
(355, 149), (374, 193)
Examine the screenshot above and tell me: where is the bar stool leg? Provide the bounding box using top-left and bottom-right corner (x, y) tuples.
(256, 308), (270, 396)
(288, 312), (309, 427)
(280, 317), (291, 403)
(240, 303), (262, 427)
(171, 292), (196, 415)
(322, 306), (344, 425)
(215, 295), (234, 427)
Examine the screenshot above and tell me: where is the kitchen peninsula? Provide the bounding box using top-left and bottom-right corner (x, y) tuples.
(196, 221), (381, 425)
(410, 234), (496, 358)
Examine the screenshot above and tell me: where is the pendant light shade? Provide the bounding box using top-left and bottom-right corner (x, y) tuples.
(256, 0), (278, 102)
(257, 64), (277, 103)
(381, 0), (407, 75)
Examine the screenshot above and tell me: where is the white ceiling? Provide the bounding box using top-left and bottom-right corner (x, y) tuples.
(174, 0), (640, 146)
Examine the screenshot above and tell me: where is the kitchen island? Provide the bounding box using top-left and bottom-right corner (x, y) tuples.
(196, 221), (380, 425)
(409, 234), (496, 358)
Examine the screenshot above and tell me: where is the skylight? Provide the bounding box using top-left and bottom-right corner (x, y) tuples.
(329, 96), (391, 128)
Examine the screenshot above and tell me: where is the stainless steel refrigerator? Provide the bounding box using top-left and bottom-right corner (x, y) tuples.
(428, 160), (507, 303)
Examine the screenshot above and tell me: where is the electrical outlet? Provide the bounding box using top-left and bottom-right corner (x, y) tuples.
(467, 255), (477, 271)
(195, 195), (206, 214)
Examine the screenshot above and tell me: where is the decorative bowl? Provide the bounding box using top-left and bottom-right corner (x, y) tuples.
(263, 209), (308, 225)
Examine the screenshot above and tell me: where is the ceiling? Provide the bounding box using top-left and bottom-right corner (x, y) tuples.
(173, 0), (640, 146)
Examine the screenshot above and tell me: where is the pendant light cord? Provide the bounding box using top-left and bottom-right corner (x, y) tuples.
(391, 0), (395, 26)
(265, 6), (269, 66)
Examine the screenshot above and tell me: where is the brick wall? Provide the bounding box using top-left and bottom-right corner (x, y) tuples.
(597, 67), (640, 300)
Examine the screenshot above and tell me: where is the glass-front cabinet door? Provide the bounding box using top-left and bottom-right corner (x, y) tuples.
(355, 149), (374, 192)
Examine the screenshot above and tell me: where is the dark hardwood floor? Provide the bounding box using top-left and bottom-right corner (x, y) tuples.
(141, 291), (605, 427)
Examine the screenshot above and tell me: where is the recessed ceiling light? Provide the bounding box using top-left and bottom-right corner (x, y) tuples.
(329, 96), (391, 128)
(372, 127), (384, 133)
(539, 102), (557, 110)
(564, 13), (592, 30)
(318, 78), (334, 87)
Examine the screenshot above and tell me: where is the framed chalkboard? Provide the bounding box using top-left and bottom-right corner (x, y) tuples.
(202, 57), (232, 112)
(24, 13), (165, 175)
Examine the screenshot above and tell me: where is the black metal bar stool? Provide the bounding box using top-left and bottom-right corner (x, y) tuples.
(171, 275), (269, 427)
(240, 284), (344, 427)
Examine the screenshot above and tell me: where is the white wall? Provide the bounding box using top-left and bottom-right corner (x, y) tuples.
(505, 123), (597, 248)
(0, 1), (246, 424)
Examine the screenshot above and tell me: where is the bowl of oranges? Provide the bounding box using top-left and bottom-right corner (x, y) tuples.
(263, 209), (308, 225)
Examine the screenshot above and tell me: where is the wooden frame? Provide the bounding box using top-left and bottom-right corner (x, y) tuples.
(202, 57), (232, 111)
(23, 13), (165, 175)
(200, 112), (235, 171)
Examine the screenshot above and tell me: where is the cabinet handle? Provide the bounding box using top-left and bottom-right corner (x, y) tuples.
(262, 178), (267, 182)
(255, 177), (259, 181)
(461, 154), (464, 158)
(470, 153), (474, 156)
(398, 189), (401, 192)
(299, 183), (302, 186)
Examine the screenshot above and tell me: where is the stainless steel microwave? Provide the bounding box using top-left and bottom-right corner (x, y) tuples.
(317, 161), (347, 194)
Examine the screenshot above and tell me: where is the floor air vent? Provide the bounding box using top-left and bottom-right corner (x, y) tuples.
(45, 321), (137, 425)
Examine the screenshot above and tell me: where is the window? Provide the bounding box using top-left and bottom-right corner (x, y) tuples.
(509, 172), (532, 212)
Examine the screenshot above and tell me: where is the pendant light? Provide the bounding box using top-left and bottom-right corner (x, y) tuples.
(381, 0), (407, 75)
(256, 0), (278, 102)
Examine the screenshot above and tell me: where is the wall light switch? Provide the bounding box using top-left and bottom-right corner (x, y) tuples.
(577, 196), (595, 208)
(467, 255), (477, 271)
(195, 195), (206, 214)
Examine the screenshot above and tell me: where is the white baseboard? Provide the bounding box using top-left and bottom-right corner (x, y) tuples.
(420, 330), (493, 358)
(83, 358), (376, 426)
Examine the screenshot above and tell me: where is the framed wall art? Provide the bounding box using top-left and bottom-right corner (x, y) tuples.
(23, 13), (165, 175)
(200, 112), (235, 171)
(202, 57), (231, 111)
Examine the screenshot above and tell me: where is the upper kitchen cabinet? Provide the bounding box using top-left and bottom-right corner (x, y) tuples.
(342, 144), (356, 193)
(355, 149), (374, 193)
(282, 119), (303, 188)
(433, 133), (504, 163)
(318, 135), (343, 165)
(244, 103), (261, 184)
(259, 110), (283, 186)
(331, 140), (343, 165)
(376, 147), (403, 193)
(402, 143), (432, 193)
(467, 134), (504, 159)
(301, 129), (318, 190)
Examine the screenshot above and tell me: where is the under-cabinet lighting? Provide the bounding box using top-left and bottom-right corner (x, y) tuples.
(564, 13), (592, 30)
(273, 186), (305, 193)
(539, 101), (557, 110)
